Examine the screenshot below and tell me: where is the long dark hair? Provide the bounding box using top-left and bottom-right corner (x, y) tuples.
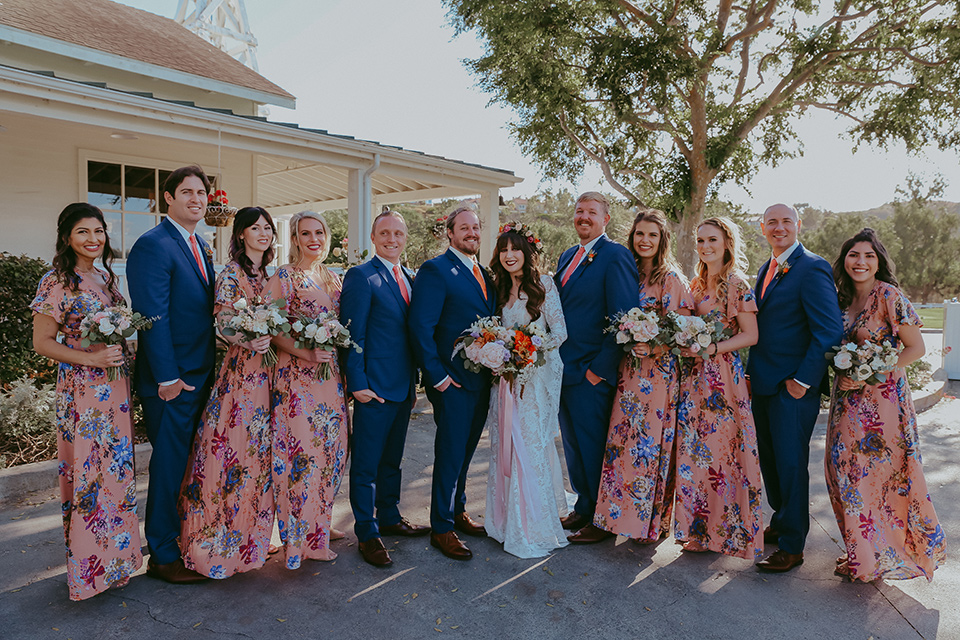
(628, 208), (680, 287)
(833, 228), (898, 309)
(489, 231), (545, 322)
(229, 206), (276, 279)
(52, 203), (117, 291)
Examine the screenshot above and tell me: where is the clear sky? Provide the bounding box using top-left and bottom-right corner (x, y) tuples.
(122, 0), (960, 214)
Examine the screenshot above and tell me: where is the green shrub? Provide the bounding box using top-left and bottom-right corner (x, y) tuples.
(0, 253), (57, 387)
(0, 376), (57, 468)
(905, 358), (934, 391)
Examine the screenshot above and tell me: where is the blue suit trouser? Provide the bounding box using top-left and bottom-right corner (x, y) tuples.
(558, 377), (616, 518)
(349, 395), (413, 542)
(425, 384), (490, 534)
(142, 386), (209, 565)
(752, 386), (821, 554)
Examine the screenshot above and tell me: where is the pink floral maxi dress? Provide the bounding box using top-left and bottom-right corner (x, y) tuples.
(180, 262), (274, 578)
(267, 265), (348, 569)
(30, 271), (143, 601)
(675, 274), (763, 559)
(825, 281), (945, 581)
(595, 271), (693, 540)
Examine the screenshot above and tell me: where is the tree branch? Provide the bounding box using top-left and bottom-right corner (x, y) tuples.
(557, 112), (647, 205)
(794, 101), (866, 124)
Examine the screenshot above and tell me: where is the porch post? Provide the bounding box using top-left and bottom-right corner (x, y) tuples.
(347, 168), (362, 264)
(478, 187), (500, 266)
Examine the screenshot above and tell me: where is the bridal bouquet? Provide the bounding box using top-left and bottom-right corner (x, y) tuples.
(80, 306), (157, 381)
(826, 339), (901, 395)
(660, 310), (731, 358)
(606, 307), (662, 367)
(290, 311), (361, 380)
(454, 317), (548, 392)
(220, 297), (289, 367)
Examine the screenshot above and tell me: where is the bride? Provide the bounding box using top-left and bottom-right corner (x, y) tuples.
(484, 222), (569, 558)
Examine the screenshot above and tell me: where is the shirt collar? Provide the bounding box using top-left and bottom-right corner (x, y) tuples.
(448, 245), (479, 270)
(772, 239), (800, 263)
(167, 216), (196, 242)
(579, 233), (606, 254)
(375, 253), (401, 271)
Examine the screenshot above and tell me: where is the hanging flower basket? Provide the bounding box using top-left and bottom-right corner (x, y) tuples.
(204, 189), (237, 227)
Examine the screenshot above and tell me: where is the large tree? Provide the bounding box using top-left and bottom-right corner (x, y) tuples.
(445, 0), (960, 269)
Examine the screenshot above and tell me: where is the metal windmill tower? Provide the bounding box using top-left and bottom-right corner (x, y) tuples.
(175, 0), (260, 72)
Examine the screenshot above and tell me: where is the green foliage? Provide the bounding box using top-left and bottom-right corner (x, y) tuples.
(446, 0), (960, 268)
(905, 358), (934, 392)
(0, 376), (57, 468)
(0, 253), (57, 387)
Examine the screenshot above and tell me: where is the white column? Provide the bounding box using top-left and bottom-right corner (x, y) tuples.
(478, 187), (500, 266)
(347, 168), (362, 264)
(945, 302), (960, 380)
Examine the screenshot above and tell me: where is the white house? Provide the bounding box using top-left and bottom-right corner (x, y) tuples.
(0, 0), (521, 273)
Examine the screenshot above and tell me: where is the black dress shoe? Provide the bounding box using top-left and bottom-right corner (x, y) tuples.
(453, 512), (487, 537)
(358, 538), (393, 568)
(146, 559), (209, 584)
(380, 518), (431, 537)
(567, 524), (615, 545)
(560, 511), (590, 531)
(762, 525), (780, 545)
(757, 549), (804, 573)
(430, 531), (472, 560)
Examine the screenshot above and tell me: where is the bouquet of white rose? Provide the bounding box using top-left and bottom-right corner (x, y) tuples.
(454, 316), (550, 395)
(289, 311), (361, 380)
(220, 297), (290, 367)
(80, 306), (157, 381)
(606, 307), (662, 368)
(826, 339), (901, 395)
(660, 310), (731, 358)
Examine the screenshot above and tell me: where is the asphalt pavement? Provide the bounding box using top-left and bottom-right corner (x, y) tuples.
(1, 381), (958, 640)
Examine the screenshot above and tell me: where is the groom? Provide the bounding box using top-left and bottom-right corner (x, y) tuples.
(127, 165), (216, 583)
(408, 204), (496, 560)
(749, 203), (842, 572)
(555, 192), (638, 543)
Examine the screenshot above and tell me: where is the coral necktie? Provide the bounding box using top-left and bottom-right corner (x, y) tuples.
(190, 235), (208, 284)
(760, 257), (778, 298)
(561, 246), (586, 286)
(393, 265), (410, 305)
(472, 263), (487, 299)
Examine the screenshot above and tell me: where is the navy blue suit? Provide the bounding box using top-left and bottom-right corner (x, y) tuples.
(408, 249), (496, 533)
(747, 243), (842, 554)
(340, 258), (417, 542)
(555, 235), (638, 517)
(127, 218), (215, 565)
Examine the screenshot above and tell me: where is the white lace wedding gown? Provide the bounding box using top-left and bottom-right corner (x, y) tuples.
(484, 275), (570, 558)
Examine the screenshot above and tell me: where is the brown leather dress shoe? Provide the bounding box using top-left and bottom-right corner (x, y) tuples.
(380, 518), (431, 537)
(358, 538), (393, 568)
(567, 524), (615, 545)
(146, 559), (209, 584)
(560, 511), (590, 531)
(453, 512), (487, 537)
(430, 531), (473, 560)
(762, 525), (780, 545)
(756, 549), (804, 573)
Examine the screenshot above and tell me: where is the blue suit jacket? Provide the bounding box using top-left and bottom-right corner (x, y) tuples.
(408, 249), (497, 391)
(339, 258), (416, 403)
(554, 235), (639, 385)
(746, 243), (843, 397)
(127, 218), (216, 397)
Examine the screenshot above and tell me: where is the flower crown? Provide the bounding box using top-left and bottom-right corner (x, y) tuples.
(498, 221), (544, 253)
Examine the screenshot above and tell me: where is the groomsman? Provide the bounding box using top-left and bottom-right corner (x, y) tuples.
(127, 165), (216, 583)
(555, 192), (638, 543)
(408, 204), (497, 560)
(748, 203), (842, 572)
(340, 211), (429, 568)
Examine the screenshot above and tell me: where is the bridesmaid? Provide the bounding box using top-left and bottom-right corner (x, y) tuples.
(674, 216), (763, 560)
(826, 228), (945, 581)
(584, 209), (692, 544)
(30, 203), (142, 600)
(267, 211), (348, 569)
(180, 207), (277, 578)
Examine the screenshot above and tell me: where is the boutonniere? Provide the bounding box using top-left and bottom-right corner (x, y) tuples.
(584, 250), (598, 265)
(775, 259), (792, 279)
(202, 244), (214, 262)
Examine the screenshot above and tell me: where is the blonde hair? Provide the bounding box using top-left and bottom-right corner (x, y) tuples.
(575, 191), (609, 215)
(288, 210), (340, 293)
(692, 216), (748, 302)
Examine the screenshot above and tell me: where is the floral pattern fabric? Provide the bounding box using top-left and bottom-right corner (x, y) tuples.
(267, 265), (348, 569)
(825, 281), (945, 581)
(674, 274), (763, 559)
(30, 270), (142, 600)
(180, 262), (274, 578)
(595, 271), (693, 541)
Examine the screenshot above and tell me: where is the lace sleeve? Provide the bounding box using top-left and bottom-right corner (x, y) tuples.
(541, 275), (567, 350)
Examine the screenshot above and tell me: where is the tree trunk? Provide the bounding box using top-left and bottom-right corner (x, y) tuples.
(675, 173), (710, 277)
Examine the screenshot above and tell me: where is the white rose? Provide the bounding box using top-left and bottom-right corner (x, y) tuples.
(234, 298), (247, 311)
(855, 364), (873, 380)
(292, 320), (304, 333)
(697, 334), (712, 348)
(616, 331), (630, 344)
(315, 326), (330, 343)
(304, 323), (318, 339)
(833, 351), (853, 369)
(477, 342), (510, 371)
(98, 319), (116, 336)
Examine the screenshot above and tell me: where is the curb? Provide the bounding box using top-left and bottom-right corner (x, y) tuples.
(0, 442), (153, 506)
